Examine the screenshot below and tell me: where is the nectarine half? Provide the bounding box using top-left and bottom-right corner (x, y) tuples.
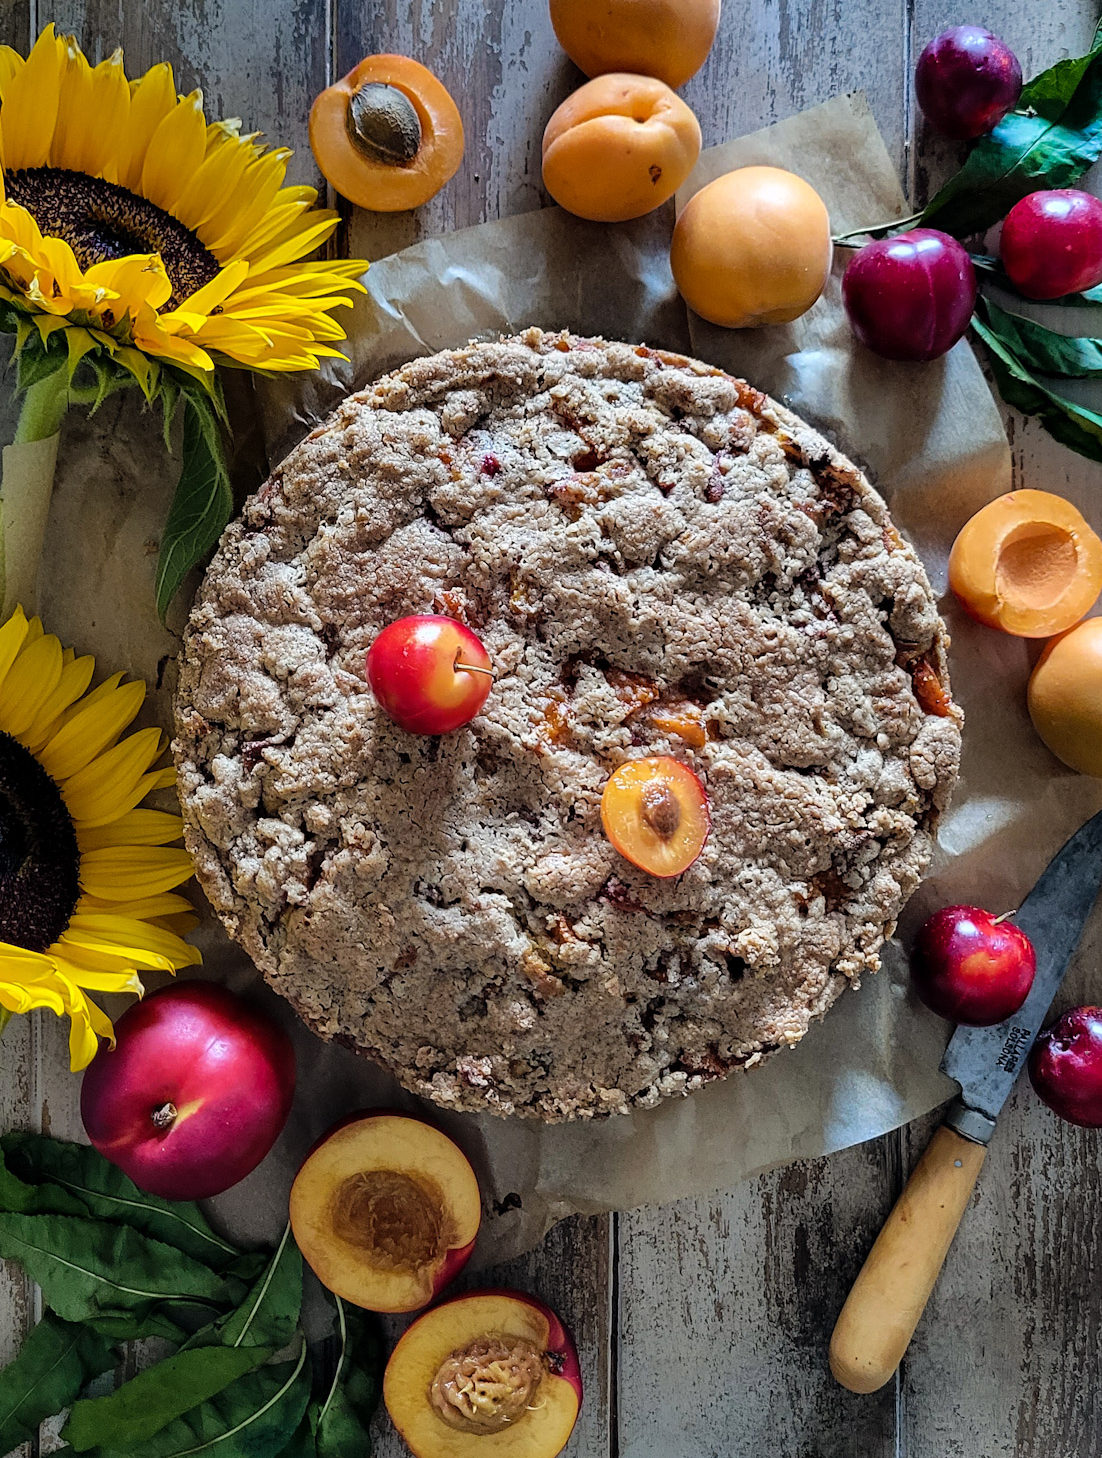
(289, 1112), (480, 1313)
(384, 1288), (582, 1457)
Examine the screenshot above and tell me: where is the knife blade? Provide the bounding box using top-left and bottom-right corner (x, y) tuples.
(940, 806), (1102, 1144)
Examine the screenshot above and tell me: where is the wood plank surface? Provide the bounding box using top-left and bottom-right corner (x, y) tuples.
(2, 1), (1102, 1456)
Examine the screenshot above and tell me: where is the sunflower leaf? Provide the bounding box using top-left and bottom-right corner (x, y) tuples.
(0, 1212), (243, 1336)
(920, 20), (1102, 236)
(63, 1345), (276, 1453)
(75, 1341), (312, 1458)
(972, 310), (1102, 462)
(155, 388), (234, 620)
(0, 1132), (244, 1269)
(0, 1312), (117, 1456)
(16, 338), (68, 393)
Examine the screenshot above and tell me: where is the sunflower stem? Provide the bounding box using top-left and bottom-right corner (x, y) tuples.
(13, 371), (70, 444)
(0, 369), (69, 618)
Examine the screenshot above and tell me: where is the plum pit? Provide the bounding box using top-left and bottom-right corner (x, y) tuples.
(601, 755), (710, 878)
(331, 1168), (446, 1272)
(429, 1333), (546, 1434)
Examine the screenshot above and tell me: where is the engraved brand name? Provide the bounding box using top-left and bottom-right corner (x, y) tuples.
(996, 1025), (1032, 1073)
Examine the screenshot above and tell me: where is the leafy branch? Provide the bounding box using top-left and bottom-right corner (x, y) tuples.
(0, 1134), (382, 1458)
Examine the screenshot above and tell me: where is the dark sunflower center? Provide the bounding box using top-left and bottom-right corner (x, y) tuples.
(0, 731), (81, 954)
(5, 167), (220, 312)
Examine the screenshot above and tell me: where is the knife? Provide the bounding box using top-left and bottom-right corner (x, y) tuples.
(829, 807), (1102, 1395)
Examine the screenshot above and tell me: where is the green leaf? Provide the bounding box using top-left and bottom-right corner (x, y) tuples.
(80, 1342), (312, 1458)
(921, 25), (1102, 236)
(16, 337), (67, 392)
(312, 1301), (381, 1458)
(155, 389), (233, 620)
(291, 1300), (382, 1458)
(978, 297), (1102, 377)
(215, 1227), (301, 1352)
(0, 1313), (116, 1457)
(972, 311), (1102, 462)
(0, 1133), (243, 1270)
(0, 1213), (240, 1335)
(64, 1346), (275, 1453)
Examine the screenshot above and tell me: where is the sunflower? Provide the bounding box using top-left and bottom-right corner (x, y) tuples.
(0, 24), (365, 377)
(0, 605), (198, 1069)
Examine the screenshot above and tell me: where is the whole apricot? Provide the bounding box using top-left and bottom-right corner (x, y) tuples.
(949, 490), (1102, 638)
(542, 74), (701, 223)
(550, 0), (722, 90)
(1029, 619), (1102, 777)
(671, 167), (832, 328)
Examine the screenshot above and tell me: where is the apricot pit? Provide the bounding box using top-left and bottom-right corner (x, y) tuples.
(948, 489), (1102, 637)
(288, 1112), (480, 1313)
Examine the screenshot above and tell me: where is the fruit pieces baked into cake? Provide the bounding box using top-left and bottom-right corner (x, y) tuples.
(174, 329), (961, 1122)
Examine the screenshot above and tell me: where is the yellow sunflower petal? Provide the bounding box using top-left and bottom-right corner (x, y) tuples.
(52, 976), (110, 1070)
(84, 253), (173, 312)
(119, 61), (177, 193)
(0, 46), (25, 99)
(0, 604), (29, 689)
(65, 914), (199, 969)
(78, 809), (184, 852)
(36, 675), (145, 781)
(0, 630), (62, 739)
(48, 37), (93, 171)
(1, 26), (65, 171)
(78, 847), (195, 901)
(23, 653), (95, 752)
(77, 891), (193, 920)
(55, 930), (163, 978)
(140, 89), (207, 214)
(76, 49), (131, 182)
(61, 726), (165, 826)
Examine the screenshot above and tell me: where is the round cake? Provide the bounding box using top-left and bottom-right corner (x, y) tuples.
(174, 329), (961, 1121)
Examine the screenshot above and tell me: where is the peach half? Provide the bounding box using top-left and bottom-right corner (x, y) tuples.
(289, 1113), (480, 1313)
(601, 754), (711, 877)
(948, 489), (1102, 637)
(384, 1289), (582, 1458)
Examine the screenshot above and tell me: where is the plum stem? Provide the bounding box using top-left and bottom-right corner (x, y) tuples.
(992, 910), (1018, 925)
(151, 1101), (178, 1130)
(454, 658), (494, 679)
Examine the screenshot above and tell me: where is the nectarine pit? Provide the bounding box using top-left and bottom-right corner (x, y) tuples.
(331, 1168), (447, 1272)
(429, 1333), (546, 1434)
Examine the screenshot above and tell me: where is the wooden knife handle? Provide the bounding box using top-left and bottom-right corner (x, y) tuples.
(828, 1123), (986, 1394)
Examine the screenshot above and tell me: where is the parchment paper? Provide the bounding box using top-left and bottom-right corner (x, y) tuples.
(30, 92), (1096, 1268)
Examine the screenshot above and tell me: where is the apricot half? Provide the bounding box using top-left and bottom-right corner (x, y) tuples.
(542, 73), (702, 223)
(671, 166), (832, 327)
(549, 0), (722, 90)
(384, 1289), (582, 1458)
(949, 490), (1102, 638)
(289, 1113), (480, 1313)
(601, 755), (710, 877)
(1029, 618), (1102, 776)
(310, 55), (464, 212)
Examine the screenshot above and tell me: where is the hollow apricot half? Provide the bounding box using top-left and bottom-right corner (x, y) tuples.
(310, 55), (464, 212)
(601, 755), (710, 877)
(948, 489), (1102, 638)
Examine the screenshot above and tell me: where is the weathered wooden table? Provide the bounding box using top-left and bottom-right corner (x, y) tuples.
(3, 1), (1102, 1454)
